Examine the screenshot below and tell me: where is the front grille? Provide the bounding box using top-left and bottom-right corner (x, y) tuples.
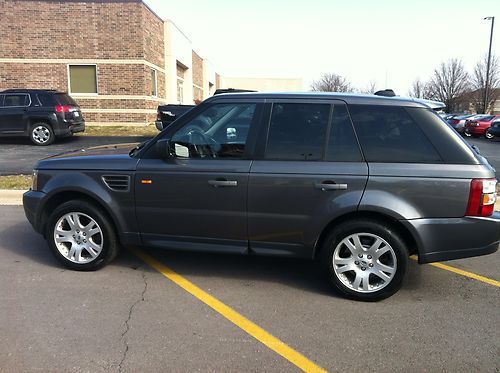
(102, 175), (130, 192)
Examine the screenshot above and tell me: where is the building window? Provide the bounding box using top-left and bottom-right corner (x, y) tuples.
(68, 65), (97, 94)
(150, 68), (157, 97)
(177, 79), (184, 103)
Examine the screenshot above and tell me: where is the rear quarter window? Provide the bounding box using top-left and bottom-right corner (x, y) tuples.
(348, 104), (442, 163)
(56, 93), (78, 106)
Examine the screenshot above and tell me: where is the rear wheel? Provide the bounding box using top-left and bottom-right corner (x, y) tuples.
(45, 200), (119, 270)
(30, 122), (54, 145)
(485, 128), (494, 139)
(319, 219), (409, 301)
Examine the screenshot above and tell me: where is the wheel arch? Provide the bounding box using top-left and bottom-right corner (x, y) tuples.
(313, 211), (419, 259)
(39, 190), (120, 242)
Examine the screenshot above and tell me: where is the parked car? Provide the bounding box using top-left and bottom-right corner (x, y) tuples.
(0, 89), (84, 145)
(23, 92), (499, 301)
(447, 114), (474, 134)
(486, 119), (500, 139)
(464, 115), (500, 139)
(155, 104), (195, 131)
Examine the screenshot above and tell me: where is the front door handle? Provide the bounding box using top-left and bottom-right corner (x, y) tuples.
(314, 181), (348, 191)
(208, 179), (238, 187)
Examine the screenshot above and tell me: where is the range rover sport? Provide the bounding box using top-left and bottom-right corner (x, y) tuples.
(23, 92), (499, 301)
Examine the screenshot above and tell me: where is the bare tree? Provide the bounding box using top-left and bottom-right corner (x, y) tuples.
(311, 73), (353, 92)
(470, 54), (499, 114)
(408, 79), (425, 98)
(427, 59), (471, 112)
(359, 80), (378, 94)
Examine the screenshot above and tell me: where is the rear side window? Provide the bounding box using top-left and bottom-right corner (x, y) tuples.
(265, 103), (330, 161)
(4, 94), (30, 107)
(349, 105), (442, 163)
(37, 94), (56, 106)
(55, 94), (77, 106)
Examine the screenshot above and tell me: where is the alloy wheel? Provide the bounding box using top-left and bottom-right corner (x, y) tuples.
(332, 233), (397, 293)
(53, 212), (104, 264)
(32, 125), (51, 144)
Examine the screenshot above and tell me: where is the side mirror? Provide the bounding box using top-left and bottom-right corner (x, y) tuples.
(156, 138), (190, 159)
(156, 138), (171, 160)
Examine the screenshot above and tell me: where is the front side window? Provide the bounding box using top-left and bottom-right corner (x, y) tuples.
(4, 94), (30, 107)
(265, 103), (330, 161)
(171, 103), (257, 159)
(349, 105), (442, 163)
(68, 65), (97, 94)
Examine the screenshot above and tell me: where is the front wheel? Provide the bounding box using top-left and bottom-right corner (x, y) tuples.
(319, 219), (409, 301)
(30, 122), (55, 145)
(45, 200), (119, 270)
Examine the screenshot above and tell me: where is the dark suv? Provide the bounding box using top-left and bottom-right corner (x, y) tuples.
(23, 93), (499, 301)
(0, 89), (85, 145)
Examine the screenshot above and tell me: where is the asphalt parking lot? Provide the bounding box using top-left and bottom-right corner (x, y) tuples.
(0, 135), (151, 175)
(0, 205), (498, 372)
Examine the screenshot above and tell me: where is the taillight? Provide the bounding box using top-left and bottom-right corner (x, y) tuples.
(451, 119), (460, 124)
(55, 105), (72, 113)
(156, 109), (161, 120)
(466, 179), (497, 217)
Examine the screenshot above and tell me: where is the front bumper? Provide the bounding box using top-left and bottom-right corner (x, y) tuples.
(402, 212), (500, 264)
(23, 190), (47, 234)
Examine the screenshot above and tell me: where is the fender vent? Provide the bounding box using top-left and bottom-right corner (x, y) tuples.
(102, 175), (130, 192)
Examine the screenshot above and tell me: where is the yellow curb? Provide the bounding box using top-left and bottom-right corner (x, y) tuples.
(0, 189), (26, 205)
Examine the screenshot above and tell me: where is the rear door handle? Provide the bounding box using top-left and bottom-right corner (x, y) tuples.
(208, 179), (238, 187)
(314, 181), (348, 191)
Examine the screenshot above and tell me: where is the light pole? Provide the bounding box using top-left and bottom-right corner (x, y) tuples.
(483, 16), (495, 114)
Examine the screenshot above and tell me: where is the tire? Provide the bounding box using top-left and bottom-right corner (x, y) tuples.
(45, 200), (119, 270)
(30, 122), (55, 146)
(485, 129), (494, 140)
(319, 219), (409, 301)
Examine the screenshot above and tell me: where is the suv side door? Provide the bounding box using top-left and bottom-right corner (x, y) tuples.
(0, 93), (31, 134)
(135, 100), (264, 253)
(248, 100), (368, 258)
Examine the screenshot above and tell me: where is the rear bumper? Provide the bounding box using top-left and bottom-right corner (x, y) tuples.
(402, 212), (500, 264)
(155, 120), (164, 131)
(465, 127), (485, 135)
(54, 121), (85, 137)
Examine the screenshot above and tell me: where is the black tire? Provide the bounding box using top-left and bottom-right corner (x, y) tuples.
(45, 200), (119, 270)
(30, 122), (55, 146)
(319, 219), (409, 301)
(485, 129), (494, 140)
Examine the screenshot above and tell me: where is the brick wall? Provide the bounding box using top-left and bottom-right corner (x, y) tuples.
(0, 0), (166, 125)
(0, 0), (144, 59)
(192, 51), (203, 88)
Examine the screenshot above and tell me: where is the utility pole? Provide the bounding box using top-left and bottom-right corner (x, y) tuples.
(483, 17), (495, 114)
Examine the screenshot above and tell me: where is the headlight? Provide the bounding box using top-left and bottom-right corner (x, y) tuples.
(32, 170), (38, 191)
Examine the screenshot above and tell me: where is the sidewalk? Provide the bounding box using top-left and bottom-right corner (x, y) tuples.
(1, 189), (499, 211)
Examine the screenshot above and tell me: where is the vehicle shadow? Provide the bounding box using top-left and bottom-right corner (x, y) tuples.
(2, 219), (423, 297)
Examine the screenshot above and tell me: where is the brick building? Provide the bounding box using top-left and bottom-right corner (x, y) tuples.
(0, 0), (302, 125)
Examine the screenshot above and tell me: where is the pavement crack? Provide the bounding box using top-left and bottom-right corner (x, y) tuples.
(118, 269), (148, 373)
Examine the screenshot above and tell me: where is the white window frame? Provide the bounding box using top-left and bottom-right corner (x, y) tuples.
(67, 64), (98, 96)
(150, 68), (158, 97)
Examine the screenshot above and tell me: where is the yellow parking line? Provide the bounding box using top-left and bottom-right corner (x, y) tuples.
(410, 255), (500, 288)
(130, 248), (327, 373)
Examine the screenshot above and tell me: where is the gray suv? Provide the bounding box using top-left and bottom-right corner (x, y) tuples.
(23, 93), (499, 301)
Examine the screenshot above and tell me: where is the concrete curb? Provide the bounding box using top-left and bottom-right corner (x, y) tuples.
(1, 189), (500, 211)
(0, 189), (25, 206)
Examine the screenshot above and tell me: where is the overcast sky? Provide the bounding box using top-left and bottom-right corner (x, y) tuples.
(144, 0), (499, 95)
